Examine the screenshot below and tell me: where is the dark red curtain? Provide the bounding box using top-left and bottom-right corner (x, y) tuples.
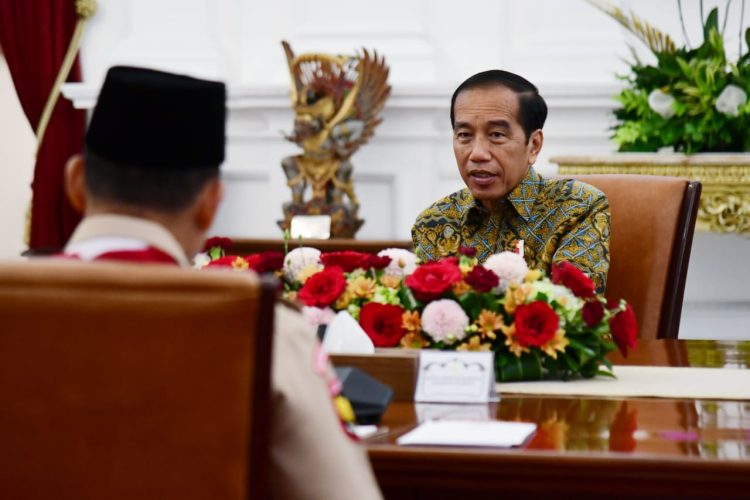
(0, 1), (85, 252)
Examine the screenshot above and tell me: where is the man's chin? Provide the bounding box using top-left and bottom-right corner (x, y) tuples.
(469, 188), (507, 204)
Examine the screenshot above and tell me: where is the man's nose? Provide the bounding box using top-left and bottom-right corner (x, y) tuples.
(468, 137), (491, 162)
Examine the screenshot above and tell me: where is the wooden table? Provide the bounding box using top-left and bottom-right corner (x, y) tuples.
(362, 340), (750, 498)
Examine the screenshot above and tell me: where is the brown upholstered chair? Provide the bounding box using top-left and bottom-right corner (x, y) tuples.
(0, 261), (276, 499)
(562, 175), (701, 340)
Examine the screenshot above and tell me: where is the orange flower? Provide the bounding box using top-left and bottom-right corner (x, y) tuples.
(402, 310), (421, 333)
(452, 280), (471, 296)
(297, 263), (324, 284)
(379, 274), (402, 289)
(457, 335), (492, 351)
(504, 282), (531, 314)
(540, 329), (569, 359)
(501, 323), (530, 357)
(334, 290), (353, 309)
(400, 331), (429, 349)
(348, 275), (376, 299)
(476, 309), (503, 340)
(232, 257), (249, 270)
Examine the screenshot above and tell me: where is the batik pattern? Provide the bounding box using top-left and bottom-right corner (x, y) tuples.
(412, 167), (610, 291)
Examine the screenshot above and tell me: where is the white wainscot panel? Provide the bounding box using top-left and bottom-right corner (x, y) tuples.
(680, 233), (750, 340)
(353, 173), (397, 240)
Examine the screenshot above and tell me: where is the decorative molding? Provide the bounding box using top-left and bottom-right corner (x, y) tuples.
(552, 154), (750, 234)
(221, 170), (271, 182)
(62, 82), (621, 111)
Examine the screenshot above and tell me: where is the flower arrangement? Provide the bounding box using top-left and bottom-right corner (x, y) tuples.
(589, 0), (750, 153)
(277, 245), (638, 382)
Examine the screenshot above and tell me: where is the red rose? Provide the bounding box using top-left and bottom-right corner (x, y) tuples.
(404, 261), (462, 302)
(551, 261), (596, 298)
(203, 236), (233, 252)
(245, 252), (284, 274)
(458, 246), (477, 257)
(297, 267), (347, 307)
(582, 300), (605, 327)
(367, 254), (392, 270)
(514, 301), (560, 347)
(359, 302), (405, 347)
(320, 251), (372, 272)
(464, 265), (499, 293)
(609, 303), (638, 357)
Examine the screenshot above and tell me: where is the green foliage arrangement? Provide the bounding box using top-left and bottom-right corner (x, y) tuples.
(590, 0), (750, 153)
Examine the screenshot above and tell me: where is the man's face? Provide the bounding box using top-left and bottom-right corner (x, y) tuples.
(453, 85), (543, 209)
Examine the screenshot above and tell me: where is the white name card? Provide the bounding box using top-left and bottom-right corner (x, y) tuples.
(414, 350), (498, 404)
(290, 215), (331, 239)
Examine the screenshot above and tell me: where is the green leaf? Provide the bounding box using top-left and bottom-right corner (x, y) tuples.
(562, 353), (581, 373)
(568, 338), (597, 358)
(398, 287), (419, 310)
(596, 369), (617, 379)
(496, 351), (543, 382)
(703, 8), (719, 42)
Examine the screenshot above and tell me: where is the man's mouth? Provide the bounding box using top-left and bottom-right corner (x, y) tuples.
(469, 170), (497, 186)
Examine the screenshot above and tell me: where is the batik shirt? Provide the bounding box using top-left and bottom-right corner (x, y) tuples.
(411, 167), (610, 290)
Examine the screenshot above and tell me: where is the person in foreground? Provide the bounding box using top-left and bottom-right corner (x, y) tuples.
(63, 66), (382, 500)
(412, 69), (610, 291)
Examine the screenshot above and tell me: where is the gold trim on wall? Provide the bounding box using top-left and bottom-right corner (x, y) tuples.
(551, 154), (750, 235)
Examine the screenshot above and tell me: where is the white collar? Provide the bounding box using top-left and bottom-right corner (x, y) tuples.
(65, 214), (191, 267)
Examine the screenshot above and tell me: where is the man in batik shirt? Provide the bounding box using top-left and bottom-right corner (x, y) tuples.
(412, 70), (610, 290)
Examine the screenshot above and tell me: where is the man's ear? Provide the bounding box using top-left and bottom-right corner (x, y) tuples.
(194, 178), (224, 231)
(527, 129), (544, 166)
(64, 154), (87, 213)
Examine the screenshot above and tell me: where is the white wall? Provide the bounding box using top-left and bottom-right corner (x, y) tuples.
(0, 55), (35, 259)
(55, 0), (750, 339)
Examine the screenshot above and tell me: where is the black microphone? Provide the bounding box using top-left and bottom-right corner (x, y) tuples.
(335, 366), (393, 425)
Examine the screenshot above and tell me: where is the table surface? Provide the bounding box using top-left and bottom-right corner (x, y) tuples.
(364, 340), (750, 498)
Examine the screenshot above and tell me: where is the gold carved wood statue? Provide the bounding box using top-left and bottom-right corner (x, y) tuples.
(279, 40), (391, 238)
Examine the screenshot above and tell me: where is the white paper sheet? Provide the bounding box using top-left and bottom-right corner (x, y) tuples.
(322, 311), (375, 354)
(397, 420), (537, 447)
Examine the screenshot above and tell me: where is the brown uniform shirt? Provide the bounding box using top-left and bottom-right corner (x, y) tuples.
(65, 215), (383, 500)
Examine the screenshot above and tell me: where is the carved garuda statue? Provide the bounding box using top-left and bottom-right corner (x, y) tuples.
(278, 40), (390, 238)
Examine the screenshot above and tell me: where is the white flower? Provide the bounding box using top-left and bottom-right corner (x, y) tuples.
(716, 84), (747, 117)
(420, 299), (469, 344)
(483, 251), (529, 293)
(193, 252), (211, 269)
(648, 89), (676, 119)
(377, 248), (418, 276)
(283, 247), (322, 282)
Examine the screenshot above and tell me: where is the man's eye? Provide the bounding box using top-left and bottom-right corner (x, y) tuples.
(456, 132), (472, 140)
(490, 131), (506, 139)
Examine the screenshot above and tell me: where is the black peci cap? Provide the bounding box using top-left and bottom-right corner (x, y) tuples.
(86, 66), (226, 168)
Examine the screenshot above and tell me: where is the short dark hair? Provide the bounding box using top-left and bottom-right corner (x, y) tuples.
(84, 149), (219, 213)
(450, 69), (548, 143)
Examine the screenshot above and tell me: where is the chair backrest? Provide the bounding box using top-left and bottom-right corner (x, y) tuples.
(0, 260), (276, 499)
(561, 175), (701, 339)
